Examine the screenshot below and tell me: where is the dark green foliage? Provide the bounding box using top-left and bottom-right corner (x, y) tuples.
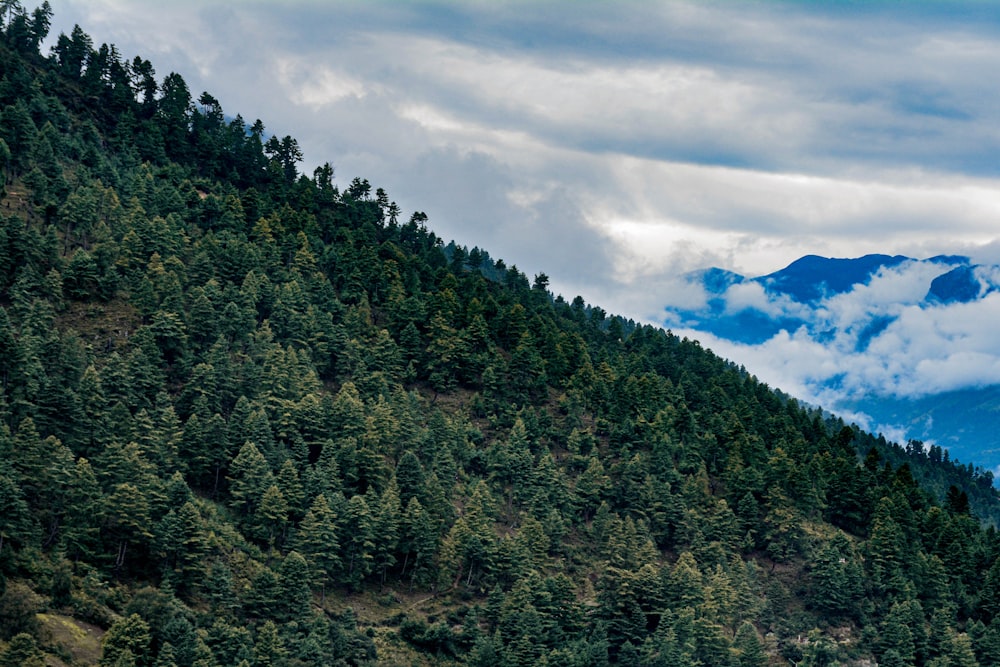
(809, 533), (864, 620)
(0, 632), (45, 667)
(1, 7), (1000, 666)
(100, 613), (151, 667)
(400, 617), (460, 658)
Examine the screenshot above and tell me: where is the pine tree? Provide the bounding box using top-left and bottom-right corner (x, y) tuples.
(574, 455), (610, 521)
(373, 478), (401, 589)
(881, 601), (916, 666)
(425, 312), (466, 394)
(295, 493), (341, 601)
(400, 496), (437, 588)
(946, 632), (979, 667)
(395, 450), (426, 505)
(226, 441), (273, 518)
(811, 533), (864, 619)
(104, 482), (154, 572)
(0, 471), (37, 553)
(278, 551), (313, 622)
(341, 494), (376, 589)
(257, 484), (289, 549)
(60, 457), (103, 560)
(0, 632), (45, 667)
(152, 642), (178, 667)
(164, 501), (206, 594)
(975, 618), (1000, 666)
(201, 617), (253, 665)
(100, 614), (151, 667)
(252, 620), (287, 667)
(733, 621), (766, 667)
(978, 556), (1000, 622)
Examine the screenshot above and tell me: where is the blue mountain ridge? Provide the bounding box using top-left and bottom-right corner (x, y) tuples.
(758, 253), (912, 302)
(687, 254), (927, 342)
(693, 253), (976, 304)
(927, 263), (998, 304)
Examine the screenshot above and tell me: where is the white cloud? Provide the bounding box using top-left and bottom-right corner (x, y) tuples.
(275, 58), (370, 109)
(722, 282), (788, 318)
(814, 260), (943, 330)
(46, 2), (1000, 293)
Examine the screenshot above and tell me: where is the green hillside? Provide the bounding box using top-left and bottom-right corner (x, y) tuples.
(2, 4), (1000, 666)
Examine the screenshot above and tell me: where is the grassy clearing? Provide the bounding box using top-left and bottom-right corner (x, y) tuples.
(37, 612), (105, 666)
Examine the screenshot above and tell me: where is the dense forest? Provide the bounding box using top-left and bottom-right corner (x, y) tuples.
(3, 3), (1000, 665)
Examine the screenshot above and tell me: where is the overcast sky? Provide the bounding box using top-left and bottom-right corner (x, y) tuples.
(42, 1), (1000, 429)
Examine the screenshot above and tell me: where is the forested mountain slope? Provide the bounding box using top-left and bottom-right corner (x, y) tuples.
(2, 4), (1000, 666)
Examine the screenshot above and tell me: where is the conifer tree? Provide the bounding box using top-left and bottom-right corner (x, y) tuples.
(373, 477), (401, 588)
(295, 493), (341, 601)
(0, 632), (45, 667)
(252, 620), (287, 667)
(278, 550), (312, 622)
(226, 441), (273, 517)
(400, 496), (437, 588)
(101, 613), (151, 667)
(734, 621), (766, 667)
(0, 471), (37, 553)
(257, 484), (288, 549)
(341, 493), (376, 589)
(60, 457), (102, 559)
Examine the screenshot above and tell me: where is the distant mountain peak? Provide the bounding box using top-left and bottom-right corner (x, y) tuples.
(926, 254), (972, 265)
(676, 252), (982, 317)
(689, 267), (745, 294)
(925, 262), (1000, 304)
(759, 253), (912, 303)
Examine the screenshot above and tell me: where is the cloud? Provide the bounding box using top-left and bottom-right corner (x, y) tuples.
(275, 59), (370, 109)
(721, 282), (794, 319)
(815, 260), (944, 328)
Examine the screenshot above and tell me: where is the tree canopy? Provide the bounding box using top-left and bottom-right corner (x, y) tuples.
(1, 5), (1000, 666)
